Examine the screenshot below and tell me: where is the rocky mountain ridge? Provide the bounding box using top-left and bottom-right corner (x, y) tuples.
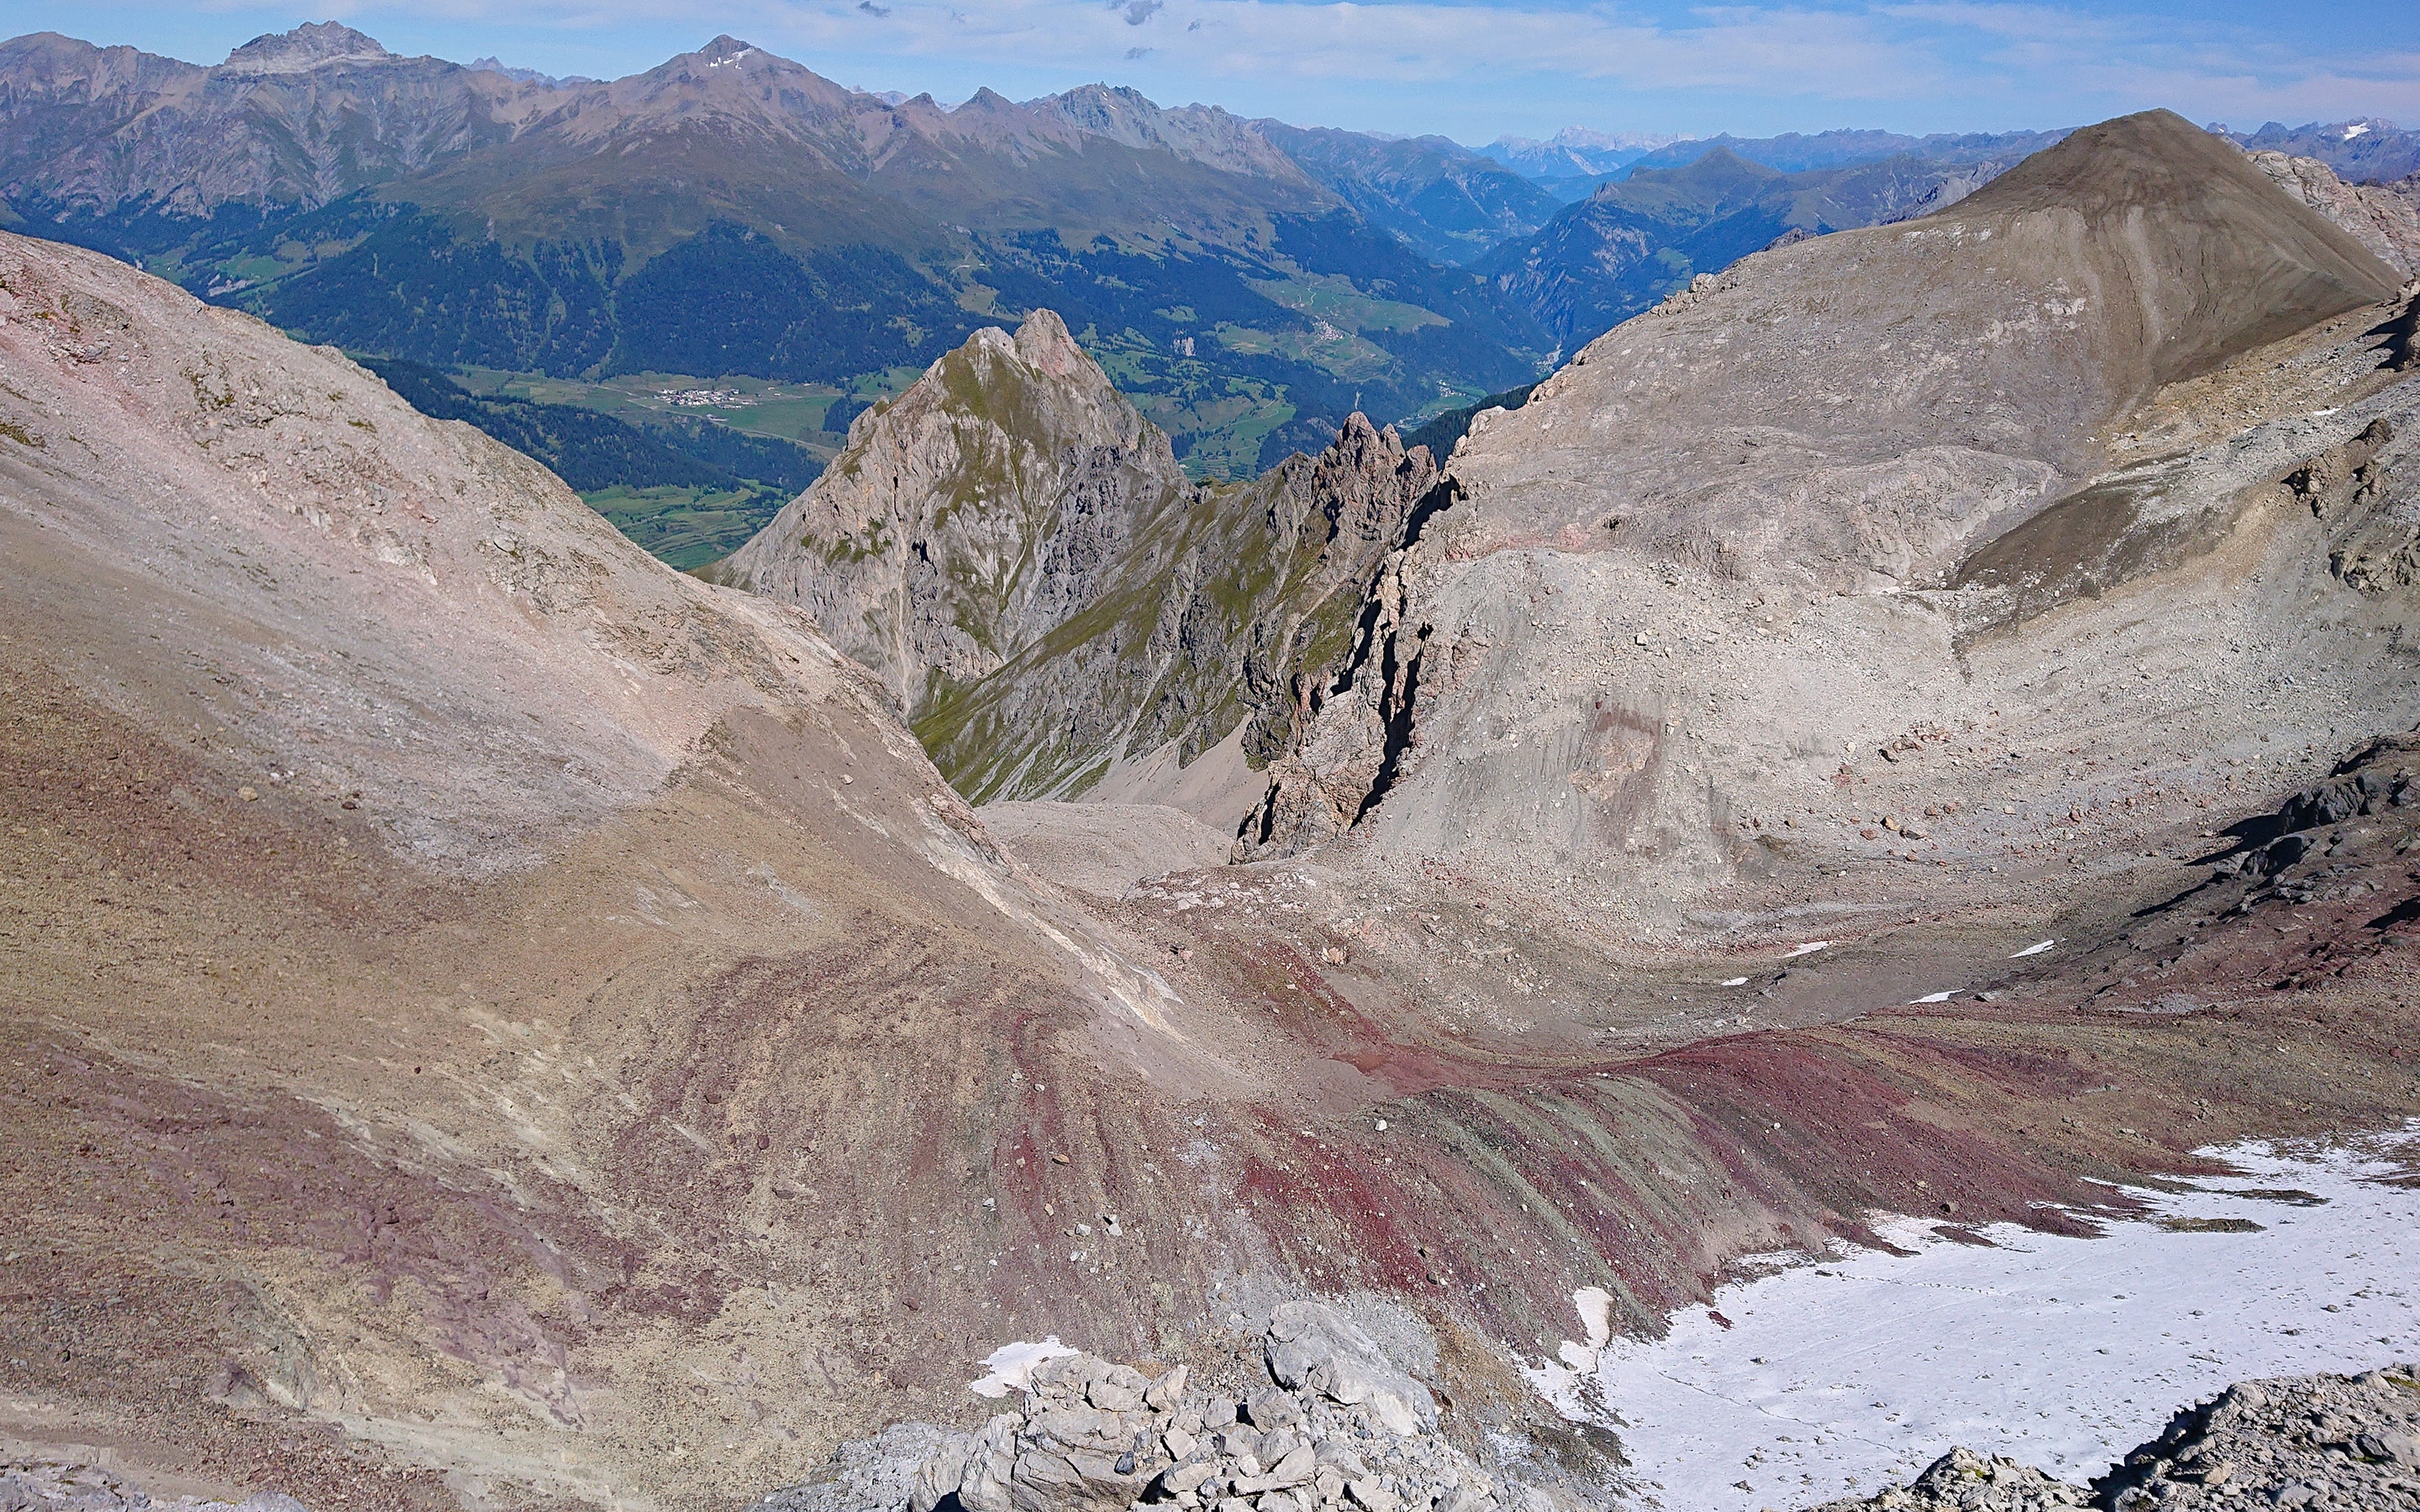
(0, 27), (1551, 475)
(718, 310), (1189, 717)
(722, 307), (1444, 819)
(0, 26), (561, 214)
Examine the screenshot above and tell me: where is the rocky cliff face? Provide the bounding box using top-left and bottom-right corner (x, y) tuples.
(2248, 149), (2420, 279)
(913, 411), (1438, 815)
(720, 310), (1188, 716)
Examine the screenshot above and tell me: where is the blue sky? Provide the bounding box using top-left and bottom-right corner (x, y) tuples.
(4, 0), (2413, 144)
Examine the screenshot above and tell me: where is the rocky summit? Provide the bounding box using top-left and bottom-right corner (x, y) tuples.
(720, 310), (1193, 718)
(726, 312), (1443, 837)
(772, 1308), (1537, 1512)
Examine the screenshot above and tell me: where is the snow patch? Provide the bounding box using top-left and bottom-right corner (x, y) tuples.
(1908, 990), (1962, 1004)
(971, 1336), (1079, 1397)
(2011, 938), (2057, 958)
(1786, 941), (1830, 958)
(1723, 976), (1750, 987)
(1530, 1127), (2420, 1510)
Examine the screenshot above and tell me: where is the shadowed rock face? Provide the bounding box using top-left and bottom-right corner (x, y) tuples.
(909, 410), (1439, 816)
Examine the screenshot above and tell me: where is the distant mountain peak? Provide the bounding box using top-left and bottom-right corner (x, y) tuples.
(1486, 126), (1680, 155)
(1551, 125), (1679, 151)
(464, 55), (594, 87)
(221, 22), (393, 75)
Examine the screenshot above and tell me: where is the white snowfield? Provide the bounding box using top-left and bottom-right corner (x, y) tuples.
(1528, 1128), (2420, 1511)
(971, 1336), (1081, 1397)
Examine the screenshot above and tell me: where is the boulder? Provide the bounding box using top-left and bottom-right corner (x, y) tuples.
(1263, 1303), (1436, 1436)
(1240, 1387), (1302, 1430)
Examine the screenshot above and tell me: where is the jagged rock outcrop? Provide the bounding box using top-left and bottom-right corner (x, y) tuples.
(2249, 150), (2420, 277)
(1264, 1302), (1437, 1437)
(2200, 731), (2418, 898)
(1804, 1448), (2086, 1510)
(2090, 1366), (2420, 1509)
(721, 310), (1190, 715)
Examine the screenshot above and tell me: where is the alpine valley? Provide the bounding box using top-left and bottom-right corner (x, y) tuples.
(5, 19), (2420, 1512)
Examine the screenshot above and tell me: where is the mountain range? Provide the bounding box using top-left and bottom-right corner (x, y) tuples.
(3, 24), (2416, 580)
(1476, 144), (2039, 350)
(0, 24), (1551, 494)
(1476, 126), (1678, 192)
(0, 22), (2096, 549)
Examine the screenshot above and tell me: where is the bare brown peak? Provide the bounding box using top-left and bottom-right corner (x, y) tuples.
(221, 22), (396, 75)
(654, 34), (786, 81)
(1939, 106), (2404, 385)
(626, 35), (849, 102)
(695, 35), (763, 66)
(1956, 109), (2242, 213)
(1961, 108), (2398, 288)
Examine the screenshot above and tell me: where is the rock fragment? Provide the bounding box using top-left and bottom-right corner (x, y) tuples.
(1264, 1302), (1436, 1436)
